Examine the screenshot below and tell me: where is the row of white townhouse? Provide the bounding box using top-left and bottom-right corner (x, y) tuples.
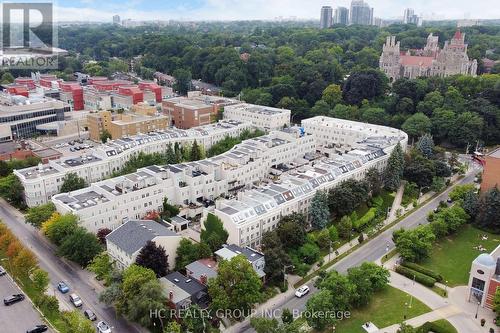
(15, 120), (252, 207)
(51, 127), (316, 232)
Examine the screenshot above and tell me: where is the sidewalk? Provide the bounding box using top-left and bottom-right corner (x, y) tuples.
(377, 267), (494, 333)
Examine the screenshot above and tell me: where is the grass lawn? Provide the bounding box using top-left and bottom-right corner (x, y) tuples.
(419, 225), (500, 286)
(331, 286), (431, 333)
(428, 319), (458, 333)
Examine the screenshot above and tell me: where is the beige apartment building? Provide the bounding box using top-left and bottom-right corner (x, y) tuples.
(88, 111), (168, 141)
(130, 102), (159, 117)
(162, 98), (213, 129)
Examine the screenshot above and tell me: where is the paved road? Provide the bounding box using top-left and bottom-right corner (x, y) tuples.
(0, 272), (54, 333)
(238, 171), (478, 333)
(0, 200), (145, 333)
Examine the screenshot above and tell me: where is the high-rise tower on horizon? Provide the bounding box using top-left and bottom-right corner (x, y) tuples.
(349, 0), (373, 25)
(334, 7), (349, 25)
(320, 6), (333, 29)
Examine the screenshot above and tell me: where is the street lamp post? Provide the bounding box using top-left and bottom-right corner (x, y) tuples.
(328, 240), (332, 262)
(444, 280), (448, 296)
(475, 301), (480, 319)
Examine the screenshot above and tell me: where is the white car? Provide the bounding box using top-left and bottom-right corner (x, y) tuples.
(69, 293), (82, 307)
(295, 285), (310, 298)
(97, 321), (112, 333)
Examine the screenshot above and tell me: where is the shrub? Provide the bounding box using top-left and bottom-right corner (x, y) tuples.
(353, 208), (377, 230)
(401, 262), (443, 282)
(395, 266), (436, 287)
(370, 196), (384, 208)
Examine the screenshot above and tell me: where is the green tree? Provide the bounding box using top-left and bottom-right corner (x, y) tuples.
(62, 311), (95, 333)
(32, 268), (50, 293)
(322, 84), (342, 107)
(100, 129), (112, 143)
(161, 197), (180, 220)
(402, 113), (431, 141)
(365, 167), (383, 196)
(25, 202), (56, 228)
(60, 172), (86, 193)
(310, 190), (330, 229)
(135, 240), (169, 277)
(58, 228), (102, 266)
(208, 255), (262, 317)
(189, 140), (204, 161)
(416, 134), (434, 158)
(384, 142), (405, 191)
(277, 216), (307, 250)
(318, 271), (355, 311)
(184, 304), (210, 333)
(449, 112), (483, 147)
(88, 252), (114, 284)
(282, 308), (294, 324)
(337, 215), (353, 239)
(463, 190), (479, 217)
(0, 174), (26, 208)
(304, 290), (337, 330)
(45, 213), (79, 246)
(261, 231), (291, 282)
(475, 187), (500, 233)
(174, 238), (199, 270)
(347, 262), (389, 307)
(393, 226), (435, 262)
(449, 184), (476, 201)
(173, 68), (192, 95)
(201, 213), (229, 252)
(165, 321), (182, 333)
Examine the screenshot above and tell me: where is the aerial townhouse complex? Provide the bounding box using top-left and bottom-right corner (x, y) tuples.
(50, 127), (316, 232)
(47, 116), (407, 239)
(15, 120), (252, 207)
(214, 116), (408, 248)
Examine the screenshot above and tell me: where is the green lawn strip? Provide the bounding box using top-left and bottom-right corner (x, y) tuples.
(381, 248), (398, 264)
(0, 252), (66, 332)
(419, 225), (500, 286)
(331, 286), (431, 333)
(425, 319), (458, 333)
(429, 285), (448, 298)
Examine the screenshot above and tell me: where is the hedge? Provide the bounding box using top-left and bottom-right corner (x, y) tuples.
(401, 262), (443, 282)
(353, 207), (377, 230)
(395, 266), (436, 287)
(417, 321), (457, 333)
(370, 196), (384, 208)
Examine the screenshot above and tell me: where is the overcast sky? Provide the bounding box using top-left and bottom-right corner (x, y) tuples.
(54, 0), (500, 22)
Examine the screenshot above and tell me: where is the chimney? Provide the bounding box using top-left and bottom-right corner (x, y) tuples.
(200, 274), (207, 285)
(169, 290), (174, 301)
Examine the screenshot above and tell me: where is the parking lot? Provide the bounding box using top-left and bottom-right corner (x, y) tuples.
(0, 272), (54, 333)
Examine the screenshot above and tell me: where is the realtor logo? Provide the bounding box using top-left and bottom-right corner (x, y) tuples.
(1, 2), (58, 69)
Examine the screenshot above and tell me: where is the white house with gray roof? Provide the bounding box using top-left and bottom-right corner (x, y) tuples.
(105, 219), (182, 269)
(215, 244), (265, 279)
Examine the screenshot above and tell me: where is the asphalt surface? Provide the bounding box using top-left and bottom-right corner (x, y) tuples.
(0, 201), (145, 333)
(239, 170), (478, 333)
(0, 272), (54, 333)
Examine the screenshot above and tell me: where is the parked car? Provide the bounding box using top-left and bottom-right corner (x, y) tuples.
(57, 281), (69, 293)
(69, 147), (75, 152)
(69, 293), (82, 307)
(0, 265), (6, 276)
(4, 293), (25, 305)
(84, 309), (97, 321)
(295, 285), (310, 298)
(97, 321), (112, 333)
(447, 198), (453, 203)
(26, 324), (48, 333)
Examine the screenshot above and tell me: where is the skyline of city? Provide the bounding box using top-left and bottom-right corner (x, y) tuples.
(52, 0), (500, 22)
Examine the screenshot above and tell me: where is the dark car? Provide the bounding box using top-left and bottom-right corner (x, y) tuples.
(4, 293), (25, 305)
(0, 265), (6, 276)
(84, 309), (97, 321)
(26, 324), (48, 333)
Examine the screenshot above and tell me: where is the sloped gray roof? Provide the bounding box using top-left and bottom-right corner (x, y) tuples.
(106, 220), (178, 255)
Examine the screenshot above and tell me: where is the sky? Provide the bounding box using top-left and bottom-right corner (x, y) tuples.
(52, 0), (500, 22)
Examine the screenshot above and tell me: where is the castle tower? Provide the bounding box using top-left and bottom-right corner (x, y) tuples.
(379, 36), (401, 82)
